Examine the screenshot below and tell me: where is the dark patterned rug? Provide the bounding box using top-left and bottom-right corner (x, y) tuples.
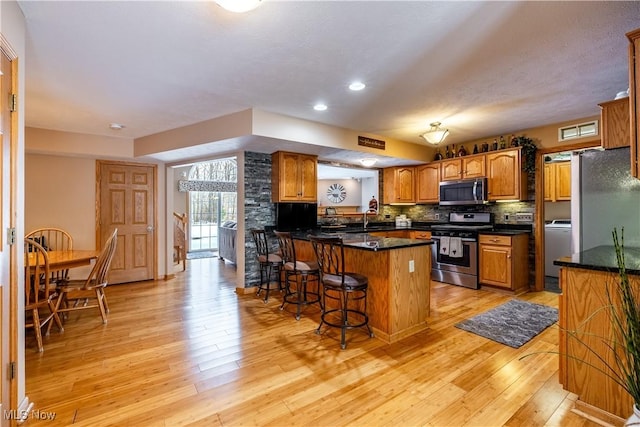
(455, 299), (558, 348)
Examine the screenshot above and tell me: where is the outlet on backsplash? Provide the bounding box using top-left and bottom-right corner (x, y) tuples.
(504, 213), (510, 222)
(516, 212), (534, 222)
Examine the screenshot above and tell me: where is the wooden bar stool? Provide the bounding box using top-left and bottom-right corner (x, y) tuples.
(250, 229), (283, 303)
(309, 235), (373, 349)
(274, 231), (321, 320)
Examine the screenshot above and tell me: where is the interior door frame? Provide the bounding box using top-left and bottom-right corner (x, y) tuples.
(534, 140), (599, 292)
(96, 160), (157, 283)
(1, 33), (22, 425)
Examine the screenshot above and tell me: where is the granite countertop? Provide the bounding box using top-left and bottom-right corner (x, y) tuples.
(292, 230), (433, 252)
(317, 222), (531, 236)
(553, 245), (640, 275)
(478, 229), (531, 236)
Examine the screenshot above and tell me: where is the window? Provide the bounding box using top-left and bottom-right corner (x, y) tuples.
(186, 158), (237, 252)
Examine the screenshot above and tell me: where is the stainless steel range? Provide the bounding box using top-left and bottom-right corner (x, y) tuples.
(430, 212), (493, 289)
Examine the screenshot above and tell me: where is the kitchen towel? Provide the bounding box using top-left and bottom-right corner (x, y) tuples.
(449, 237), (463, 258)
(439, 236), (450, 256)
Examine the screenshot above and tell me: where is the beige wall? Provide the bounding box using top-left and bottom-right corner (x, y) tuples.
(25, 154), (96, 279)
(25, 128), (168, 279)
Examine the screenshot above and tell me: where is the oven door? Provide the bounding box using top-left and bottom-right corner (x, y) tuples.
(431, 236), (476, 275)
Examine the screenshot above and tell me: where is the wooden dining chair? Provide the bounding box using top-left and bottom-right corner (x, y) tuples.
(25, 227), (74, 285)
(55, 229), (118, 324)
(24, 238), (65, 352)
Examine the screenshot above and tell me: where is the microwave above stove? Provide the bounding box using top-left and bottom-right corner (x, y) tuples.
(439, 178), (488, 206)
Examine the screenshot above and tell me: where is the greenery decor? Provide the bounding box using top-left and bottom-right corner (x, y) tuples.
(608, 228), (640, 407)
(512, 135), (537, 174)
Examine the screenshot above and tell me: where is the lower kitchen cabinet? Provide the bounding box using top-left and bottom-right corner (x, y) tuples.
(478, 234), (529, 294)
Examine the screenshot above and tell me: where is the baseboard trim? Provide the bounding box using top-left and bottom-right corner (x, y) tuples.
(572, 399), (625, 427)
(236, 286), (258, 295)
(164, 273), (176, 280)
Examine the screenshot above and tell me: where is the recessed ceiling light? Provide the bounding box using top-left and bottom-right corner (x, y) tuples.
(349, 81), (366, 91)
(360, 158), (377, 167)
(109, 123), (125, 130)
(313, 103), (328, 111)
(215, 0), (263, 13)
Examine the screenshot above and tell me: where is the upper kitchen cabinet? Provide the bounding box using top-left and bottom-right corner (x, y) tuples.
(628, 28), (640, 178)
(415, 163), (439, 204)
(383, 166), (415, 204)
(599, 97), (630, 149)
(486, 148), (527, 201)
(440, 156), (485, 181)
(544, 161), (571, 202)
(271, 151), (318, 202)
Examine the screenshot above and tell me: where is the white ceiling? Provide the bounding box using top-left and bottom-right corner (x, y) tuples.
(17, 1), (640, 169)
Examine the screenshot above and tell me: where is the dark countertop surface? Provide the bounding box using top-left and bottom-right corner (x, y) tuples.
(317, 222), (532, 236)
(553, 245), (640, 275)
(291, 230), (434, 252)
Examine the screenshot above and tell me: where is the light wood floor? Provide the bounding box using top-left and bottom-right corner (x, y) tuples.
(25, 258), (601, 426)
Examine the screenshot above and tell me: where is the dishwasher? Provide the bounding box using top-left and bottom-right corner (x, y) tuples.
(545, 219), (572, 278)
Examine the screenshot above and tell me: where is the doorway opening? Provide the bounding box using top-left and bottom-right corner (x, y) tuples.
(185, 158), (238, 256)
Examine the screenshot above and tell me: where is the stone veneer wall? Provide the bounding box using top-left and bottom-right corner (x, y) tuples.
(244, 152), (277, 287)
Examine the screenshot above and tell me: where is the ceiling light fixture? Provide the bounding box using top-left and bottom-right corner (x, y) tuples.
(360, 158), (377, 167)
(420, 121), (449, 145)
(215, 0), (263, 13)
(313, 103), (328, 111)
(349, 81), (366, 91)
(109, 123), (125, 130)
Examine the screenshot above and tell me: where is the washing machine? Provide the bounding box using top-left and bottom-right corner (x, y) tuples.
(545, 219), (572, 278)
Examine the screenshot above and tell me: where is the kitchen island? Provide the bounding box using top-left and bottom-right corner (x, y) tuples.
(293, 232), (434, 343)
(554, 246), (640, 424)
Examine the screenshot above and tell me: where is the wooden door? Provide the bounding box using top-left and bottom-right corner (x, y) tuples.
(415, 163), (439, 203)
(487, 149), (520, 200)
(278, 151), (301, 201)
(395, 167), (415, 203)
(298, 154), (317, 201)
(543, 163), (554, 201)
(1, 43), (18, 423)
(555, 161), (572, 200)
(440, 159), (462, 180)
(463, 155), (485, 178)
(98, 161), (156, 284)
(479, 244), (512, 289)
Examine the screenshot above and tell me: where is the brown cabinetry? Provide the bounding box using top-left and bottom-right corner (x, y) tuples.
(486, 148), (527, 201)
(271, 151), (317, 202)
(409, 230), (431, 240)
(599, 97), (630, 149)
(544, 161), (571, 202)
(383, 166), (415, 204)
(440, 156), (485, 181)
(478, 233), (529, 294)
(415, 163), (439, 204)
(559, 267), (636, 421)
(628, 28), (640, 177)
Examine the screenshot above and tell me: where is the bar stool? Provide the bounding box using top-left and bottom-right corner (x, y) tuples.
(250, 229), (283, 303)
(309, 235), (373, 349)
(274, 231), (321, 320)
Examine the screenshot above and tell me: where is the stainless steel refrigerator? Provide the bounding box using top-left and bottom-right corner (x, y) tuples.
(571, 147), (640, 251)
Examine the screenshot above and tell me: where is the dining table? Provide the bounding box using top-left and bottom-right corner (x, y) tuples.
(25, 249), (100, 274)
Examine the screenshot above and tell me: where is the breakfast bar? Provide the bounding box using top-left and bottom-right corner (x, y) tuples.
(554, 246), (640, 423)
(293, 233), (434, 343)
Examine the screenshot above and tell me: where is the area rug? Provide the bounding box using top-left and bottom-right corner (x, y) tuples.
(186, 251), (217, 260)
(455, 299), (558, 348)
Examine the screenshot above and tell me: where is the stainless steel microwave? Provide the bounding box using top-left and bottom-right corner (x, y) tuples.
(439, 178), (488, 206)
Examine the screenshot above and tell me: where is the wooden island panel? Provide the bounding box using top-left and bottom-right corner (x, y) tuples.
(294, 239), (431, 343)
(560, 267), (637, 422)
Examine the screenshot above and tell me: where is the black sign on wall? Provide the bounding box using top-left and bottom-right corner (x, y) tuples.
(358, 136), (386, 150)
